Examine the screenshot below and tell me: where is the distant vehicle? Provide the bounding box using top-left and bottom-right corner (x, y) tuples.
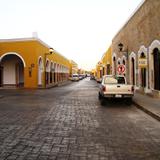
(90, 75), (95, 80)
(70, 74), (79, 81)
(98, 75), (134, 105)
(78, 74), (85, 80)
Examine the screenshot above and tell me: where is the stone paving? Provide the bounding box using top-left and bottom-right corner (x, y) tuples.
(0, 79), (160, 160)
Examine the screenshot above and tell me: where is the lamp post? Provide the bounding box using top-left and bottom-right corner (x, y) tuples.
(118, 43), (128, 60)
(44, 48), (54, 88)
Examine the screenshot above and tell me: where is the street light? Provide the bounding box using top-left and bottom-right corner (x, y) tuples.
(49, 48), (54, 54)
(118, 43), (128, 60)
(44, 47), (54, 88)
(118, 43), (123, 52)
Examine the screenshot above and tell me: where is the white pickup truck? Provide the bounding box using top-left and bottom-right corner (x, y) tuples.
(98, 75), (134, 105)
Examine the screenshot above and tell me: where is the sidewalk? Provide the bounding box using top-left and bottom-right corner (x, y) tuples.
(133, 92), (160, 121)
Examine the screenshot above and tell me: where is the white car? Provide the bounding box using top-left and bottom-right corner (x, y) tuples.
(98, 75), (134, 105)
(70, 74), (79, 81)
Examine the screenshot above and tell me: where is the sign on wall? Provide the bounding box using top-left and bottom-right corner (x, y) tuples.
(138, 58), (147, 68)
(117, 65), (125, 74)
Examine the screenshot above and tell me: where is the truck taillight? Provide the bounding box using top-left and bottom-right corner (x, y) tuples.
(102, 86), (106, 92)
(131, 86), (134, 92)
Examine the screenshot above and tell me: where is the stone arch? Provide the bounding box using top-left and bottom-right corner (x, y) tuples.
(45, 59), (50, 85)
(54, 63), (57, 83)
(121, 56), (126, 65)
(129, 52), (136, 86)
(121, 56), (127, 76)
(0, 52), (26, 67)
(117, 58), (121, 65)
(50, 61), (54, 84)
(38, 56), (43, 86)
(0, 52), (25, 87)
(138, 46), (148, 92)
(45, 59), (50, 72)
(112, 53), (117, 75)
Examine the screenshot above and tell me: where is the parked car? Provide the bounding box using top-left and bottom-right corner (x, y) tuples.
(98, 75), (134, 105)
(78, 74), (84, 80)
(70, 74), (79, 81)
(90, 75), (95, 80)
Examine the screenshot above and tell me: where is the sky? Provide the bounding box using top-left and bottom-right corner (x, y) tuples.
(0, 0), (143, 70)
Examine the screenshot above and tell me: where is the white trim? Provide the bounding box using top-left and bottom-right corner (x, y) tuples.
(112, 52), (117, 75)
(149, 40), (160, 52)
(0, 37), (52, 50)
(0, 37), (70, 62)
(138, 45), (148, 58)
(121, 55), (127, 64)
(38, 56), (44, 70)
(137, 45), (149, 92)
(54, 63), (57, 72)
(38, 56), (43, 85)
(112, 52), (117, 59)
(129, 52), (137, 86)
(0, 52), (26, 67)
(46, 59), (50, 72)
(117, 58), (121, 65)
(120, 56), (127, 75)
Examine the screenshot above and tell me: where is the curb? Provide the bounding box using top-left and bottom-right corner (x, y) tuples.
(133, 101), (160, 122)
(58, 81), (72, 87)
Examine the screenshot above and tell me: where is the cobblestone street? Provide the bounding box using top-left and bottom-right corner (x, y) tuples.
(0, 78), (160, 160)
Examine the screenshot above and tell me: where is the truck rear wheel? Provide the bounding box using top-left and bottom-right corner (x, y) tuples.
(99, 93), (105, 105)
(125, 98), (132, 105)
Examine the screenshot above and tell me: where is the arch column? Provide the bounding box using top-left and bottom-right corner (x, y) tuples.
(138, 46), (150, 93)
(45, 59), (50, 86)
(112, 53), (117, 76)
(38, 57), (43, 86)
(129, 52), (137, 87)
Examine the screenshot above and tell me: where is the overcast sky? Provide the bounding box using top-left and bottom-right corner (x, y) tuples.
(0, 0), (143, 70)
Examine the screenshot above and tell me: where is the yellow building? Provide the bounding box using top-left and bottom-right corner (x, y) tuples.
(95, 46), (112, 81)
(0, 37), (71, 88)
(69, 60), (78, 76)
(101, 46), (112, 75)
(91, 69), (96, 77)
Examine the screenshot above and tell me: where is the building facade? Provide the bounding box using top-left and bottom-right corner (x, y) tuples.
(112, 0), (160, 97)
(69, 60), (78, 76)
(0, 38), (70, 88)
(95, 46), (112, 81)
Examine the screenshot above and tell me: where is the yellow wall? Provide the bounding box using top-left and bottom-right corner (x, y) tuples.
(69, 60), (78, 76)
(0, 38), (71, 88)
(95, 45), (112, 79)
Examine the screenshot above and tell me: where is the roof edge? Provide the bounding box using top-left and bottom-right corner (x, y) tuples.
(113, 0), (145, 40)
(0, 37), (70, 61)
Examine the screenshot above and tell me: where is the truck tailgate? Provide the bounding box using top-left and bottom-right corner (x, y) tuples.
(104, 84), (133, 94)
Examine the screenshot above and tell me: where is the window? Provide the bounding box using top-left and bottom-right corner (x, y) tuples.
(104, 76), (125, 84)
(116, 76), (125, 84)
(104, 77), (117, 84)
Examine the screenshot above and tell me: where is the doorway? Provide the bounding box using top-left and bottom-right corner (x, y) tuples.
(153, 48), (160, 90)
(141, 68), (146, 88)
(0, 54), (25, 87)
(131, 58), (135, 85)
